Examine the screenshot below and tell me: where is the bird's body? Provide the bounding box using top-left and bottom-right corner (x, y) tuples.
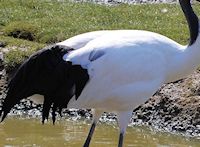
(1, 0), (200, 147)
(66, 30), (197, 111)
(29, 30), (197, 112)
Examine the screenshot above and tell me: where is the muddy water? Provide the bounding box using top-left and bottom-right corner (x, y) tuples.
(0, 118), (199, 147)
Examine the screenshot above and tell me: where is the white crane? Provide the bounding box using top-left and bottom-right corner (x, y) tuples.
(1, 0), (200, 147)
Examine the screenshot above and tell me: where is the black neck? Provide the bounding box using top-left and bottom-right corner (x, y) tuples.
(180, 0), (199, 45)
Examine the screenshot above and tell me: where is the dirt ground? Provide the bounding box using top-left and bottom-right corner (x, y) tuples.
(133, 70), (200, 137)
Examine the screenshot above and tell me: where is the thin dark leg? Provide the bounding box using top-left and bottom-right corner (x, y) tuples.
(83, 122), (96, 147)
(118, 133), (124, 147)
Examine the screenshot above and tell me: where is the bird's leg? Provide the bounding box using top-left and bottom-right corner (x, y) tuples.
(117, 111), (132, 147)
(83, 109), (102, 147)
(118, 132), (124, 147)
(83, 121), (96, 147)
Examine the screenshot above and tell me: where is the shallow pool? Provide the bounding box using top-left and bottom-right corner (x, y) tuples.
(0, 118), (199, 147)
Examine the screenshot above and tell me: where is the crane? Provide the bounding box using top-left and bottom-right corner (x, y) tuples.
(1, 0), (200, 146)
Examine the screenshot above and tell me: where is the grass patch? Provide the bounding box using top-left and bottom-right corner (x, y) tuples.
(0, 0), (200, 71)
(4, 49), (33, 72)
(0, 36), (45, 71)
(1, 0), (200, 44)
(3, 21), (39, 41)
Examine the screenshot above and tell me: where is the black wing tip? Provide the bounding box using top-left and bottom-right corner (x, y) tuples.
(0, 111), (8, 123)
(0, 110), (3, 123)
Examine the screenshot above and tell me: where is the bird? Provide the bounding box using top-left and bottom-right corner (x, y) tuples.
(1, 0), (200, 147)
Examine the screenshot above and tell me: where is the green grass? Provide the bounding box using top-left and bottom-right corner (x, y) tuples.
(0, 0), (200, 71)
(0, 36), (45, 71)
(1, 0), (200, 44)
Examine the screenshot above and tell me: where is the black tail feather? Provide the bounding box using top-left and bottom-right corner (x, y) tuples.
(42, 96), (53, 124)
(0, 44), (89, 125)
(0, 110), (2, 118)
(0, 101), (14, 122)
(0, 44), (75, 123)
(0, 94), (21, 122)
(1, 111), (8, 122)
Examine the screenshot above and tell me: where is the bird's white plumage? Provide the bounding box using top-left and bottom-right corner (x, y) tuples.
(65, 30), (200, 112)
(31, 30), (197, 108)
(57, 30), (112, 49)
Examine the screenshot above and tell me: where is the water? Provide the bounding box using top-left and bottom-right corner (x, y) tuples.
(0, 118), (199, 147)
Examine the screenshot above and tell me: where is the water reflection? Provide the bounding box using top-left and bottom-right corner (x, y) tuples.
(0, 118), (199, 147)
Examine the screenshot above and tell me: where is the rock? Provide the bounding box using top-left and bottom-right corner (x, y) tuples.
(0, 42), (6, 48)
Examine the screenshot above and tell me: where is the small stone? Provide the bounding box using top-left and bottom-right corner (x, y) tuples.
(0, 42), (6, 48)
(161, 8), (168, 13)
(0, 52), (3, 60)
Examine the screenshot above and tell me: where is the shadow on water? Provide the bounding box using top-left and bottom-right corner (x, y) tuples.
(0, 118), (199, 147)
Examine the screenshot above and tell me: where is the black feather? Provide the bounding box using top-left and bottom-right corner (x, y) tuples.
(1, 45), (75, 122)
(1, 44), (89, 123)
(69, 65), (89, 99)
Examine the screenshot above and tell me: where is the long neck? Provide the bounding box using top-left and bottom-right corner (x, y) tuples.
(180, 0), (199, 46)
(181, 0), (200, 62)
(166, 0), (200, 83)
